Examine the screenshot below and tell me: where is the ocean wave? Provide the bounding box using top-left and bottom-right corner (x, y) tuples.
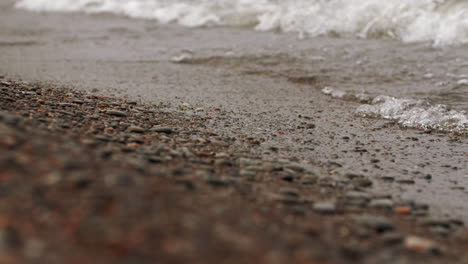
(321, 87), (468, 133)
(15, 0), (468, 46)
(355, 95), (468, 134)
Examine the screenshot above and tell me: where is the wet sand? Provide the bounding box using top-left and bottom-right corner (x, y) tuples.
(2, 79), (468, 263)
(0, 0), (467, 254)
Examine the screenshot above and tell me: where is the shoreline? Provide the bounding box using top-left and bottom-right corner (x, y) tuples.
(1, 79), (467, 263)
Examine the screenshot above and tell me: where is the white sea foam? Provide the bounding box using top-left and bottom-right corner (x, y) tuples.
(15, 0), (468, 46)
(356, 95), (468, 133)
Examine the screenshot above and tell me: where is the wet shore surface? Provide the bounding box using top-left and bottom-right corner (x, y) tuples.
(1, 80), (468, 263)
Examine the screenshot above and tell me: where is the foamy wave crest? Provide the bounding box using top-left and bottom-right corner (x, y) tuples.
(356, 96), (468, 133)
(15, 0), (468, 46)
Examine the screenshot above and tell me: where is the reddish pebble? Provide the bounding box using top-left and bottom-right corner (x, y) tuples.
(395, 206), (412, 215)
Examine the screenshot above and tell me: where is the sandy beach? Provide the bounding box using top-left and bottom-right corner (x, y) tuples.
(1, 0), (468, 262)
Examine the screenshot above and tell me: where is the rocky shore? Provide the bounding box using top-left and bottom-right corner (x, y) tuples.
(1, 78), (467, 263)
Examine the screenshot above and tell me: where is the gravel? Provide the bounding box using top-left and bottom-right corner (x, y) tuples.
(0, 79), (467, 264)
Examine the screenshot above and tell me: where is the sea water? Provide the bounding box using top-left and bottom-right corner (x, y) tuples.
(15, 0), (468, 46)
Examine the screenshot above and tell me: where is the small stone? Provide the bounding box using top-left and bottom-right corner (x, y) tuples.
(344, 173), (363, 179)
(424, 73), (434, 79)
(381, 232), (404, 245)
(215, 152), (229, 159)
(404, 236), (438, 254)
(147, 155), (171, 163)
(94, 135), (112, 142)
(313, 202), (337, 214)
(214, 159), (232, 166)
(394, 206), (412, 215)
(380, 176), (395, 181)
(306, 123), (316, 129)
(299, 175), (317, 185)
(106, 110), (127, 117)
(285, 164), (306, 173)
(258, 162), (274, 172)
(0, 112), (20, 125)
(429, 226), (451, 236)
(205, 177), (232, 187)
(24, 238), (45, 260)
(128, 125), (145, 133)
(58, 103), (73, 107)
(87, 114), (101, 120)
(345, 191), (371, 201)
(355, 178), (373, 188)
(239, 158), (261, 167)
(354, 215), (395, 233)
(396, 179), (415, 184)
(369, 199), (394, 209)
(239, 170), (256, 180)
(150, 126), (174, 134)
(419, 218), (452, 228)
(0, 227), (22, 251)
(278, 187), (300, 197)
(72, 100), (84, 104)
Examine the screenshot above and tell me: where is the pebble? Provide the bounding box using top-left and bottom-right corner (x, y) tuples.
(150, 126), (174, 134)
(313, 202), (337, 214)
(128, 125), (145, 133)
(404, 236), (438, 254)
(215, 152), (229, 159)
(205, 177), (233, 188)
(0, 227), (22, 251)
(239, 158), (261, 167)
(285, 164), (306, 173)
(419, 217), (452, 228)
(396, 179), (415, 184)
(429, 226), (451, 236)
(380, 176), (395, 181)
(306, 123), (316, 129)
(355, 178), (373, 188)
(278, 187), (300, 198)
(354, 215), (395, 233)
(299, 175), (317, 185)
(72, 100), (84, 104)
(106, 110), (127, 117)
(381, 232), (404, 245)
(147, 155), (172, 163)
(394, 206), (412, 215)
(369, 199), (394, 209)
(345, 191), (371, 201)
(0, 112), (20, 125)
(24, 238), (45, 260)
(239, 170), (256, 180)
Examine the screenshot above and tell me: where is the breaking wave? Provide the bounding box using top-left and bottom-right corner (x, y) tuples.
(15, 0), (468, 46)
(322, 87), (468, 134)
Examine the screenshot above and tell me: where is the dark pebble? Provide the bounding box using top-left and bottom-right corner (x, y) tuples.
(106, 110), (127, 117)
(205, 177), (232, 187)
(150, 126), (174, 134)
(354, 215), (395, 233)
